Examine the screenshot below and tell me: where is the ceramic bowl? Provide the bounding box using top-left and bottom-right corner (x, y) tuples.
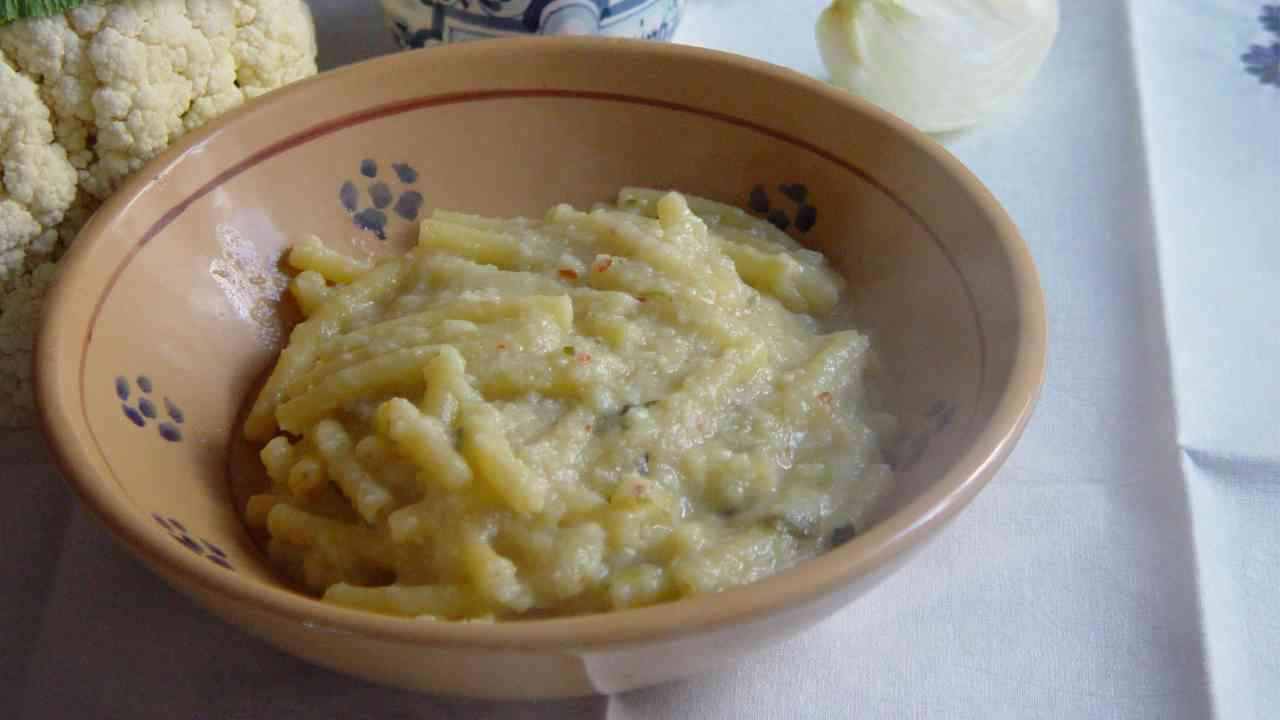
(381, 0), (683, 49)
(36, 38), (1045, 699)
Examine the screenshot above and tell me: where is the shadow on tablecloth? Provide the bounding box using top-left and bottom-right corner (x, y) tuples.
(12, 489), (605, 719)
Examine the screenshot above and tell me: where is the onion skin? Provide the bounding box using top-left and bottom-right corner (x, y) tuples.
(817, 0), (1060, 133)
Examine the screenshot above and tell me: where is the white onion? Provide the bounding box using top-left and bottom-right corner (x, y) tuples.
(816, 0), (1059, 133)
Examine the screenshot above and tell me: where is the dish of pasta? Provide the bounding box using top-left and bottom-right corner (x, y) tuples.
(240, 188), (894, 620)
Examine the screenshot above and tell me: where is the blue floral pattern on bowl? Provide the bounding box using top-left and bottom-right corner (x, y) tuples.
(1243, 5), (1280, 86)
(748, 183), (818, 234)
(887, 400), (957, 473)
(116, 375), (184, 442)
(384, 0), (683, 49)
(153, 515), (232, 570)
(340, 159), (424, 240)
(828, 522), (859, 549)
(821, 400), (956, 552)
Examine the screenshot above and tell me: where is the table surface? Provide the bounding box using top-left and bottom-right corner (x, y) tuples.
(8, 2), (1280, 718)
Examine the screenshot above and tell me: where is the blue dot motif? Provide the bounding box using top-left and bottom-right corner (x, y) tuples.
(340, 159), (424, 238)
(795, 205), (818, 232)
(116, 376), (185, 442)
(392, 163), (418, 183)
(153, 515), (233, 571)
(369, 182), (393, 209)
(395, 191), (424, 221)
(339, 181), (359, 212)
(165, 398), (184, 424)
(830, 524), (857, 548)
(780, 183), (809, 204)
(1243, 8), (1280, 87)
(748, 182), (819, 235)
(158, 423), (183, 443)
(354, 208), (388, 240)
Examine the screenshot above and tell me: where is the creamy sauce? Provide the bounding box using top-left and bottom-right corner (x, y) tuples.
(241, 189), (893, 620)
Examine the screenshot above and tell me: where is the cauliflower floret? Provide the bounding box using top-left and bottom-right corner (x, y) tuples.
(0, 51), (78, 275)
(0, 261), (58, 427)
(0, 0), (317, 428)
(228, 0), (317, 98)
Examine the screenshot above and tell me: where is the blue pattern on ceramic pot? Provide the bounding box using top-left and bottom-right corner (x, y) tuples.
(382, 0), (683, 48)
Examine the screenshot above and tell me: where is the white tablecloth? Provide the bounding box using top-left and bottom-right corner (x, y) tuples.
(8, 1), (1278, 717)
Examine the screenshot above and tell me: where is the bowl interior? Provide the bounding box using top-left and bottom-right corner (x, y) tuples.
(39, 40), (1038, 629)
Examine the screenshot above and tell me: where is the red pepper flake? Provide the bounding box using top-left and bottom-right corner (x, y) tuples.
(576, 352), (592, 365)
(636, 296), (647, 303)
(594, 256), (614, 273)
(817, 391), (833, 407)
(584, 424), (594, 433)
(559, 268), (579, 281)
(496, 342), (508, 351)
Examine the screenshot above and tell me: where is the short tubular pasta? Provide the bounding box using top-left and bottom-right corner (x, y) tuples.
(266, 503), (392, 567)
(245, 258), (410, 441)
(323, 294), (573, 356)
(419, 219), (543, 268)
(420, 345), (467, 424)
(259, 435), (296, 484)
(288, 235), (374, 283)
(618, 186), (802, 249)
(290, 270), (332, 317)
(286, 455), (326, 497)
(311, 419), (394, 524)
(276, 346), (441, 434)
(458, 397), (547, 515)
(375, 397), (472, 491)
(242, 189), (892, 621)
(587, 209), (747, 307)
(717, 241), (842, 314)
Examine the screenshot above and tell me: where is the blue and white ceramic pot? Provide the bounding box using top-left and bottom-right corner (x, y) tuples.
(382, 0), (684, 49)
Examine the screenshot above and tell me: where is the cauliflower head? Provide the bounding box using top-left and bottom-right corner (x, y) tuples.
(0, 0), (317, 427)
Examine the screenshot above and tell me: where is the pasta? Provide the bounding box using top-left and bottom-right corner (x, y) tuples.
(242, 189), (894, 620)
